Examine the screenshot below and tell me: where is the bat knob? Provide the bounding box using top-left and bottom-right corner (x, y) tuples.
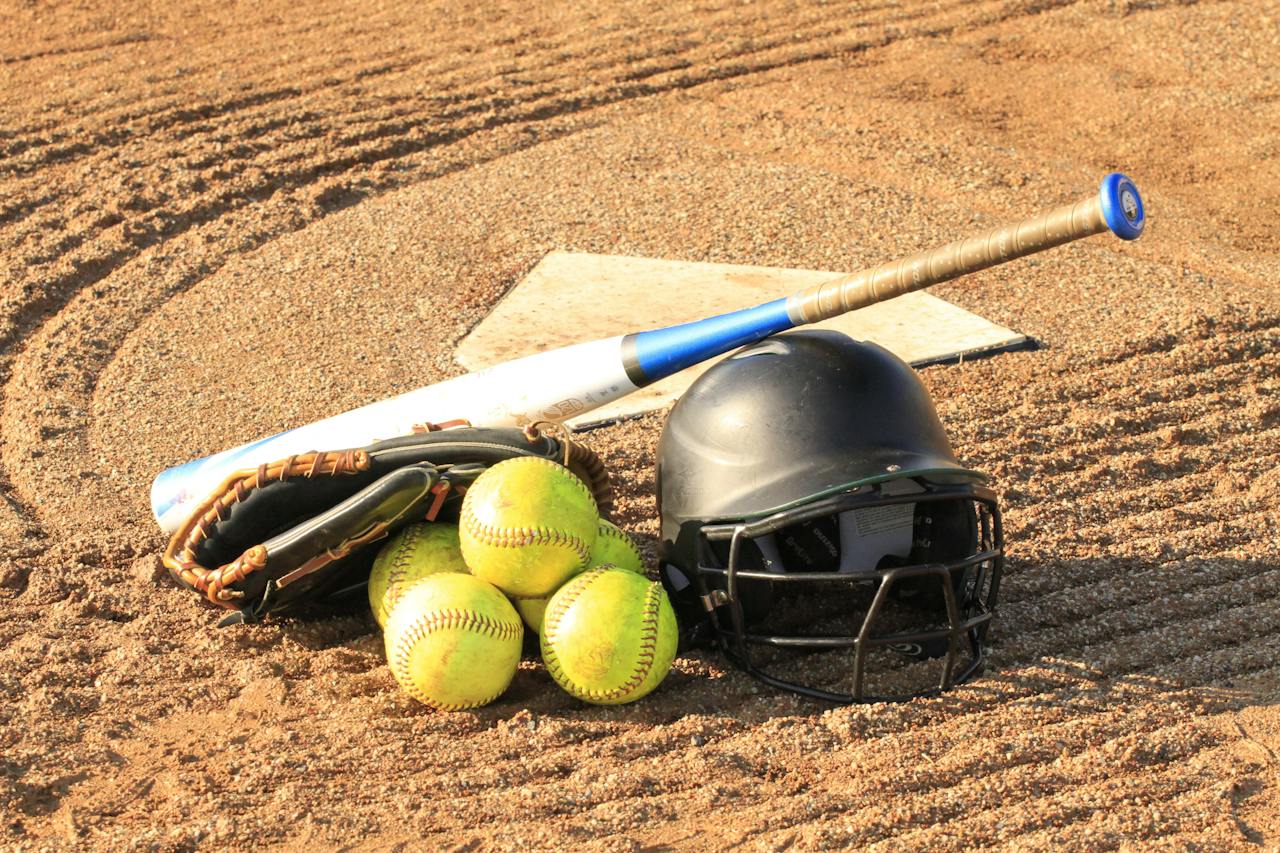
(1099, 172), (1145, 240)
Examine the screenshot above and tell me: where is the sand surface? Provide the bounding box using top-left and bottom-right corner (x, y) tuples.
(3, 0), (1279, 848)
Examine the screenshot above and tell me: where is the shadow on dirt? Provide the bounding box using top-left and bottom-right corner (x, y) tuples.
(153, 551), (1279, 753)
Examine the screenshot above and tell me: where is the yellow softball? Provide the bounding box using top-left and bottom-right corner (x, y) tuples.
(368, 523), (468, 628)
(590, 518), (644, 574)
(541, 566), (678, 705)
(514, 519), (645, 634)
(384, 573), (523, 710)
(459, 456), (598, 598)
(513, 597), (551, 635)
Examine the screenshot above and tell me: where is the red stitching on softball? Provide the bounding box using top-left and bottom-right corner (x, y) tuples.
(542, 570), (663, 702)
(390, 606), (522, 710)
(379, 526), (431, 622)
(461, 503), (592, 567)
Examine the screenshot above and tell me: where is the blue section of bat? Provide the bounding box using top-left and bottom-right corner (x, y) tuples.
(1099, 172), (1144, 240)
(623, 298), (795, 385)
(150, 429), (285, 521)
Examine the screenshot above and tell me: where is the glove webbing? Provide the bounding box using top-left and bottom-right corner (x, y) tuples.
(164, 449), (369, 602)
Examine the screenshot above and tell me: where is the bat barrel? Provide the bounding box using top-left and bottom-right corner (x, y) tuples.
(787, 172), (1145, 324)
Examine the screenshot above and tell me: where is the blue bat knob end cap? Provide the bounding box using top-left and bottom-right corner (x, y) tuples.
(1099, 172), (1145, 240)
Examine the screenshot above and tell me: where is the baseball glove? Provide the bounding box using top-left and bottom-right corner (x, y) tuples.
(161, 423), (612, 626)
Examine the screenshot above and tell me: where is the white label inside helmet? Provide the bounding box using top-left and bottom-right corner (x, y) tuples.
(850, 503), (917, 537)
(836, 480), (921, 572)
(837, 505), (914, 572)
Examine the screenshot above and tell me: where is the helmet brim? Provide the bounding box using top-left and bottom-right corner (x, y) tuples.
(734, 465), (988, 522)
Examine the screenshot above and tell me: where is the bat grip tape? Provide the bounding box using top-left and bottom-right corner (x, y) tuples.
(788, 172), (1144, 325)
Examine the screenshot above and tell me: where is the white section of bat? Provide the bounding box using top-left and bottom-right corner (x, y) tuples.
(151, 335), (635, 533)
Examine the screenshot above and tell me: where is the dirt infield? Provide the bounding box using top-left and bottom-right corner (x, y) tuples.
(2, 0), (1278, 848)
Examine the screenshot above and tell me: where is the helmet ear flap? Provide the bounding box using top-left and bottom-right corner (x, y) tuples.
(664, 522), (780, 637)
(699, 535), (775, 625)
(665, 525), (783, 645)
(659, 537), (776, 650)
(714, 536), (776, 625)
(658, 563), (715, 649)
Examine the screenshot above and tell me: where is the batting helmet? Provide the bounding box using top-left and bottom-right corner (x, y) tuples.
(656, 331), (1003, 703)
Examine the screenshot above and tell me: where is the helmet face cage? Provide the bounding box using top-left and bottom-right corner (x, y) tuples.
(689, 480), (1003, 704)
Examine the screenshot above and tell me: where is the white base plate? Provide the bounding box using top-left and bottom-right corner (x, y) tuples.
(457, 252), (1028, 428)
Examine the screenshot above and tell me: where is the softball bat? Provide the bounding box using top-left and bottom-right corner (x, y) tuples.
(151, 173), (1144, 532)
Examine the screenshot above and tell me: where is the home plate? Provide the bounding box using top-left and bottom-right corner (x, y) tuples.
(457, 252), (1030, 429)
